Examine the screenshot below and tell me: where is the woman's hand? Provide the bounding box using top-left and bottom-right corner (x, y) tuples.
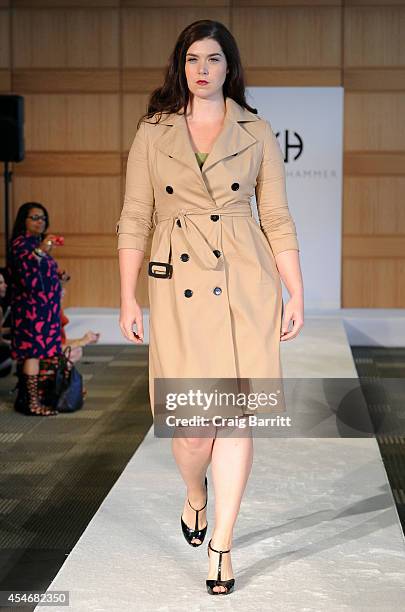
(82, 331), (100, 345)
(39, 235), (55, 253)
(119, 297), (144, 344)
(58, 269), (71, 283)
(280, 293), (304, 341)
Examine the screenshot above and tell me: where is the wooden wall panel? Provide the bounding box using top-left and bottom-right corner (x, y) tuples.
(13, 153), (121, 176)
(345, 93), (405, 151)
(55, 258), (121, 308)
(344, 177), (405, 235)
(13, 1), (119, 6)
(346, 1), (405, 6)
(13, 177), (122, 234)
(0, 8), (10, 90)
(344, 6), (405, 67)
(13, 70), (120, 93)
(122, 93), (151, 151)
(55, 257), (149, 309)
(0, 1), (403, 308)
(122, 8), (230, 68)
(344, 68), (405, 92)
(0, 9), (10, 67)
(23, 94), (120, 151)
(235, 0), (342, 5)
(342, 2), (405, 307)
(343, 259), (402, 308)
(12, 8), (119, 68)
(0, 71), (10, 91)
(233, 6), (341, 67)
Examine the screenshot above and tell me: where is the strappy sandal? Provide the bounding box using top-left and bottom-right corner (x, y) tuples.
(180, 475), (208, 547)
(206, 538), (235, 595)
(15, 373), (58, 416)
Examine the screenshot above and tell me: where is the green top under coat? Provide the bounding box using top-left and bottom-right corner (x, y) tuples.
(195, 152), (208, 169)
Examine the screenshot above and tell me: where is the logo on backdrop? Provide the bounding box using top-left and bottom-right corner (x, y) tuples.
(275, 130), (304, 162)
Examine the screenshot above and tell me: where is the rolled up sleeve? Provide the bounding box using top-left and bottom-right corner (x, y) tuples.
(255, 120), (299, 256)
(116, 121), (154, 251)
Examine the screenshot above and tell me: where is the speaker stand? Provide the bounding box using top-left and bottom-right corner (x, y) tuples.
(3, 160), (12, 260)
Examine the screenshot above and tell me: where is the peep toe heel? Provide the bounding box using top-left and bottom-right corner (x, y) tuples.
(180, 475), (208, 547)
(206, 538), (235, 595)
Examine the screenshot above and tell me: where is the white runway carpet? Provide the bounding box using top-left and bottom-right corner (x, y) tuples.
(35, 315), (405, 611)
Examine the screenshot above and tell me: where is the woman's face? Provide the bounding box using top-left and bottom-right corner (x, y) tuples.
(0, 274), (7, 298)
(185, 38), (228, 102)
(25, 207), (47, 236)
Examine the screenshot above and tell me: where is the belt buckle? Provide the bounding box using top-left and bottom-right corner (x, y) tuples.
(148, 261), (173, 279)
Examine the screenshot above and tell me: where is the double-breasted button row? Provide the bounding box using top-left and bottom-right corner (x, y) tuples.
(167, 183), (239, 196)
(181, 251), (220, 261)
(184, 287), (222, 298)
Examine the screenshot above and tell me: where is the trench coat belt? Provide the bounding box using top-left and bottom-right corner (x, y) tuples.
(152, 202), (253, 270)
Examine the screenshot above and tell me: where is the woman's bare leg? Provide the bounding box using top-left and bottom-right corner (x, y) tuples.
(21, 358), (55, 415)
(207, 425), (253, 592)
(172, 423), (216, 544)
(172, 422), (254, 590)
(23, 358), (39, 375)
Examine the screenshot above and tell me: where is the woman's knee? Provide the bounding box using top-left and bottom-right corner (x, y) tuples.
(175, 430), (214, 451)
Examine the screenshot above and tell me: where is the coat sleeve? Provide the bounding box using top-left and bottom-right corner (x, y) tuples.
(116, 120), (154, 251)
(255, 120), (299, 256)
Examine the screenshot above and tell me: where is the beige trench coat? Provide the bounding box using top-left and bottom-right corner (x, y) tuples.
(116, 96), (299, 420)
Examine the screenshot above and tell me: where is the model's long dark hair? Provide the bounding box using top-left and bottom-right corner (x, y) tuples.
(137, 20), (257, 130)
(11, 202), (49, 242)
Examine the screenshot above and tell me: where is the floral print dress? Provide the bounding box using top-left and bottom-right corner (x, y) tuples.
(8, 232), (62, 361)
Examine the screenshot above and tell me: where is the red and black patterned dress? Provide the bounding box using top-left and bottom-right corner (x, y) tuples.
(8, 232), (62, 361)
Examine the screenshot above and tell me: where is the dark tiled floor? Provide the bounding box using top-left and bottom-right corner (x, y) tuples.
(351, 346), (405, 535)
(0, 345), (151, 611)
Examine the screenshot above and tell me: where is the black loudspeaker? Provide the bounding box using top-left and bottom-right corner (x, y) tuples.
(0, 95), (25, 162)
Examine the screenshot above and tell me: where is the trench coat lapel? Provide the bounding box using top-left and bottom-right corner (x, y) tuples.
(154, 97), (260, 182)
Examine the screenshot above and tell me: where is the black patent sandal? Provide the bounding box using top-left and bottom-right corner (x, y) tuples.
(180, 475), (208, 547)
(206, 538), (235, 595)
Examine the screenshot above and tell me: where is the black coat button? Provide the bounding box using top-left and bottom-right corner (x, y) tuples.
(176, 219), (181, 227)
(184, 289), (193, 298)
(210, 214), (219, 221)
(213, 249), (221, 258)
(213, 287), (222, 295)
(166, 185), (174, 194)
(231, 182), (239, 191)
(180, 253), (189, 262)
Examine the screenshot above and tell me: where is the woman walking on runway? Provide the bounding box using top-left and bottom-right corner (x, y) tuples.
(117, 20), (304, 595)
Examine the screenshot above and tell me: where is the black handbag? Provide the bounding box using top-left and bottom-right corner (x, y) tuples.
(40, 346), (84, 413)
(55, 346), (84, 413)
